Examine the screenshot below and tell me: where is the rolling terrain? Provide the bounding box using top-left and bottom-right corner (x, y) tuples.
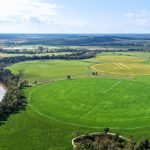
(1, 52), (150, 149)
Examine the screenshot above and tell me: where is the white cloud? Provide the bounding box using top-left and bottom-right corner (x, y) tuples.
(0, 0), (58, 24)
(0, 0), (89, 33)
(125, 10), (150, 27)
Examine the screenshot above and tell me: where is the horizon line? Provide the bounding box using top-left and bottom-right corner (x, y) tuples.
(1, 33), (150, 35)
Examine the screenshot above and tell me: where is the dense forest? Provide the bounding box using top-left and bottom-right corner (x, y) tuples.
(1, 34), (150, 47)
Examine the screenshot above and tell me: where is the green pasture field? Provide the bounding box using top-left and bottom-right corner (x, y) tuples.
(30, 78), (150, 128)
(7, 60), (93, 83)
(2, 52), (150, 150)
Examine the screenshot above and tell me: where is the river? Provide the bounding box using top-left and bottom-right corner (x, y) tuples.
(0, 84), (6, 102)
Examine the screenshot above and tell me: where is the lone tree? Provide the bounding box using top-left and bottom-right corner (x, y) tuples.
(67, 75), (71, 80)
(38, 46), (44, 52)
(92, 72), (95, 75)
(95, 72), (98, 75)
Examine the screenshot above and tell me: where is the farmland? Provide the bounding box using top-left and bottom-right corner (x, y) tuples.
(7, 60), (93, 83)
(30, 78), (150, 128)
(0, 52), (150, 149)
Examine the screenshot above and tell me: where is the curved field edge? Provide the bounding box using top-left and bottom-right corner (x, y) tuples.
(29, 78), (150, 129)
(91, 63), (150, 75)
(6, 59), (94, 83)
(0, 79), (150, 150)
(6, 54), (150, 83)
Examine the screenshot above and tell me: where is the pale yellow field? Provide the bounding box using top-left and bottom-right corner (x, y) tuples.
(96, 55), (146, 63)
(90, 55), (150, 75)
(91, 63), (150, 75)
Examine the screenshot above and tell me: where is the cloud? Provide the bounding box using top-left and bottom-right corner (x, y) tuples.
(125, 10), (150, 27)
(0, 0), (58, 24)
(0, 0), (90, 33)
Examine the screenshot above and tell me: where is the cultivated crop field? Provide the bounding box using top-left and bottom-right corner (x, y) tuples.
(7, 60), (93, 83)
(30, 78), (150, 128)
(1, 52), (150, 150)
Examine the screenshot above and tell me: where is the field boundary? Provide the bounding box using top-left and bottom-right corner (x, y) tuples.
(27, 80), (150, 130)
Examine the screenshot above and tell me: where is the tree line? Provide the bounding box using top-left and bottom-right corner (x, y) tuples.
(0, 68), (26, 123)
(0, 50), (98, 68)
(0, 47), (101, 54)
(1, 46), (147, 55)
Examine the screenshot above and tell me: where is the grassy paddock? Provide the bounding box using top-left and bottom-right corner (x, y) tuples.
(29, 78), (150, 128)
(7, 60), (93, 83)
(1, 52), (150, 150)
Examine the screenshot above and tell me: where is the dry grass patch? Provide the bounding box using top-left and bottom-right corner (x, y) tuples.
(91, 63), (150, 75)
(96, 55), (145, 63)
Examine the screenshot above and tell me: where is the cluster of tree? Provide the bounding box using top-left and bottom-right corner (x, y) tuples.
(92, 72), (98, 76)
(0, 68), (26, 122)
(0, 47), (102, 55)
(74, 128), (150, 150)
(0, 49), (36, 54)
(128, 48), (145, 52)
(1, 46), (150, 55)
(97, 42), (150, 47)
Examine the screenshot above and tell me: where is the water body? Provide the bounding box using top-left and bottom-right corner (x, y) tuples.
(0, 84), (6, 102)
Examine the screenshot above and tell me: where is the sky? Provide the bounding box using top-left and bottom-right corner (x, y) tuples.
(0, 0), (150, 33)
